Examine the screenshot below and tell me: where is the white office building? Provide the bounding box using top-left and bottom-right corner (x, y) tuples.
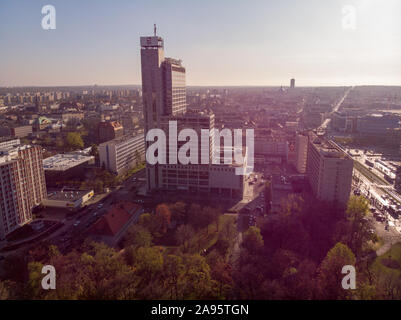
(99, 133), (145, 175)
(306, 132), (353, 205)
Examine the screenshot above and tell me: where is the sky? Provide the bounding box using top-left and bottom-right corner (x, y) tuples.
(0, 0), (400, 87)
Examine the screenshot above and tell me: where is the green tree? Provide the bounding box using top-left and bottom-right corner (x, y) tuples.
(318, 242), (356, 299)
(163, 255), (185, 299)
(242, 226), (264, 254)
(345, 195), (374, 257)
(123, 224), (152, 248)
(66, 132), (84, 150)
(175, 224), (195, 252)
(90, 144), (99, 163)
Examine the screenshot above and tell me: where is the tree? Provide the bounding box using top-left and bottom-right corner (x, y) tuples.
(317, 242), (356, 299)
(163, 255), (185, 299)
(123, 224), (152, 248)
(93, 179), (104, 193)
(155, 204), (172, 235)
(170, 202), (187, 223)
(181, 254), (216, 299)
(133, 247), (164, 298)
(66, 132), (84, 150)
(201, 206), (219, 234)
(242, 226), (264, 254)
(90, 144), (99, 163)
(43, 134), (52, 146)
(175, 224), (194, 252)
(211, 260), (233, 298)
(264, 181), (272, 214)
(345, 196), (374, 257)
(0, 281), (9, 300)
(187, 203), (203, 230)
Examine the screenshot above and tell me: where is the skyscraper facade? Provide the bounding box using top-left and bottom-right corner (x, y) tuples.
(140, 32), (246, 198)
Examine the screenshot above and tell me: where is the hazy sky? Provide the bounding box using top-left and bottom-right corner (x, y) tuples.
(0, 0), (400, 87)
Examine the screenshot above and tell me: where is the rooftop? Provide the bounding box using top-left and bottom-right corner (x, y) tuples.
(46, 190), (92, 201)
(99, 132), (144, 147)
(88, 202), (141, 237)
(309, 132), (347, 159)
(43, 153), (94, 171)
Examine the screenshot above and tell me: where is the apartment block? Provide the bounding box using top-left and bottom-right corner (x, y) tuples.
(0, 145), (47, 239)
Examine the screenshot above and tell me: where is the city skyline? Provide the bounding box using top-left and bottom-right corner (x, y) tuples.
(1, 0), (401, 87)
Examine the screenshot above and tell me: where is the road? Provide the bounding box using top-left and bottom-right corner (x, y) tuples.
(0, 168), (147, 255)
(318, 86), (353, 132)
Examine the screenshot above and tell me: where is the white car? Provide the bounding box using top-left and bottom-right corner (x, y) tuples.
(73, 221), (80, 227)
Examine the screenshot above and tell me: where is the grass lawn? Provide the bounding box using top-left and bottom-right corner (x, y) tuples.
(371, 242), (401, 276)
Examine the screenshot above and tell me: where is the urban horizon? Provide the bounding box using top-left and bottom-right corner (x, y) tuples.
(1, 0), (401, 87)
(1, 0), (401, 308)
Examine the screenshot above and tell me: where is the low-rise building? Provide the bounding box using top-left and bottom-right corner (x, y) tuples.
(43, 190), (94, 208)
(0, 137), (20, 149)
(87, 202), (143, 247)
(43, 153), (95, 187)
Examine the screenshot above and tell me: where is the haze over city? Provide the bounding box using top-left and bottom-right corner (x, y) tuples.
(1, 0), (401, 87)
(2, 0), (401, 306)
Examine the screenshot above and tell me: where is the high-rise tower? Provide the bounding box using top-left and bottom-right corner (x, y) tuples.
(140, 29), (245, 198)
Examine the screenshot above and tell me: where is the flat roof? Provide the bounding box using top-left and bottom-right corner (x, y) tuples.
(43, 153), (94, 171)
(46, 190), (92, 201)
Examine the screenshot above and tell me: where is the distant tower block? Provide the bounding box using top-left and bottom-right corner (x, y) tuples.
(290, 78), (295, 89)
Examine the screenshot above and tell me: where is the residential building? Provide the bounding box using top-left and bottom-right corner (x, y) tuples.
(295, 133), (308, 174)
(97, 121), (124, 143)
(0, 145), (47, 239)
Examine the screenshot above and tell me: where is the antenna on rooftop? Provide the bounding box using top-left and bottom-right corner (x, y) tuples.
(154, 23), (157, 36)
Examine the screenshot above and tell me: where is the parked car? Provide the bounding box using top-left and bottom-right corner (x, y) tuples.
(73, 221), (80, 227)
